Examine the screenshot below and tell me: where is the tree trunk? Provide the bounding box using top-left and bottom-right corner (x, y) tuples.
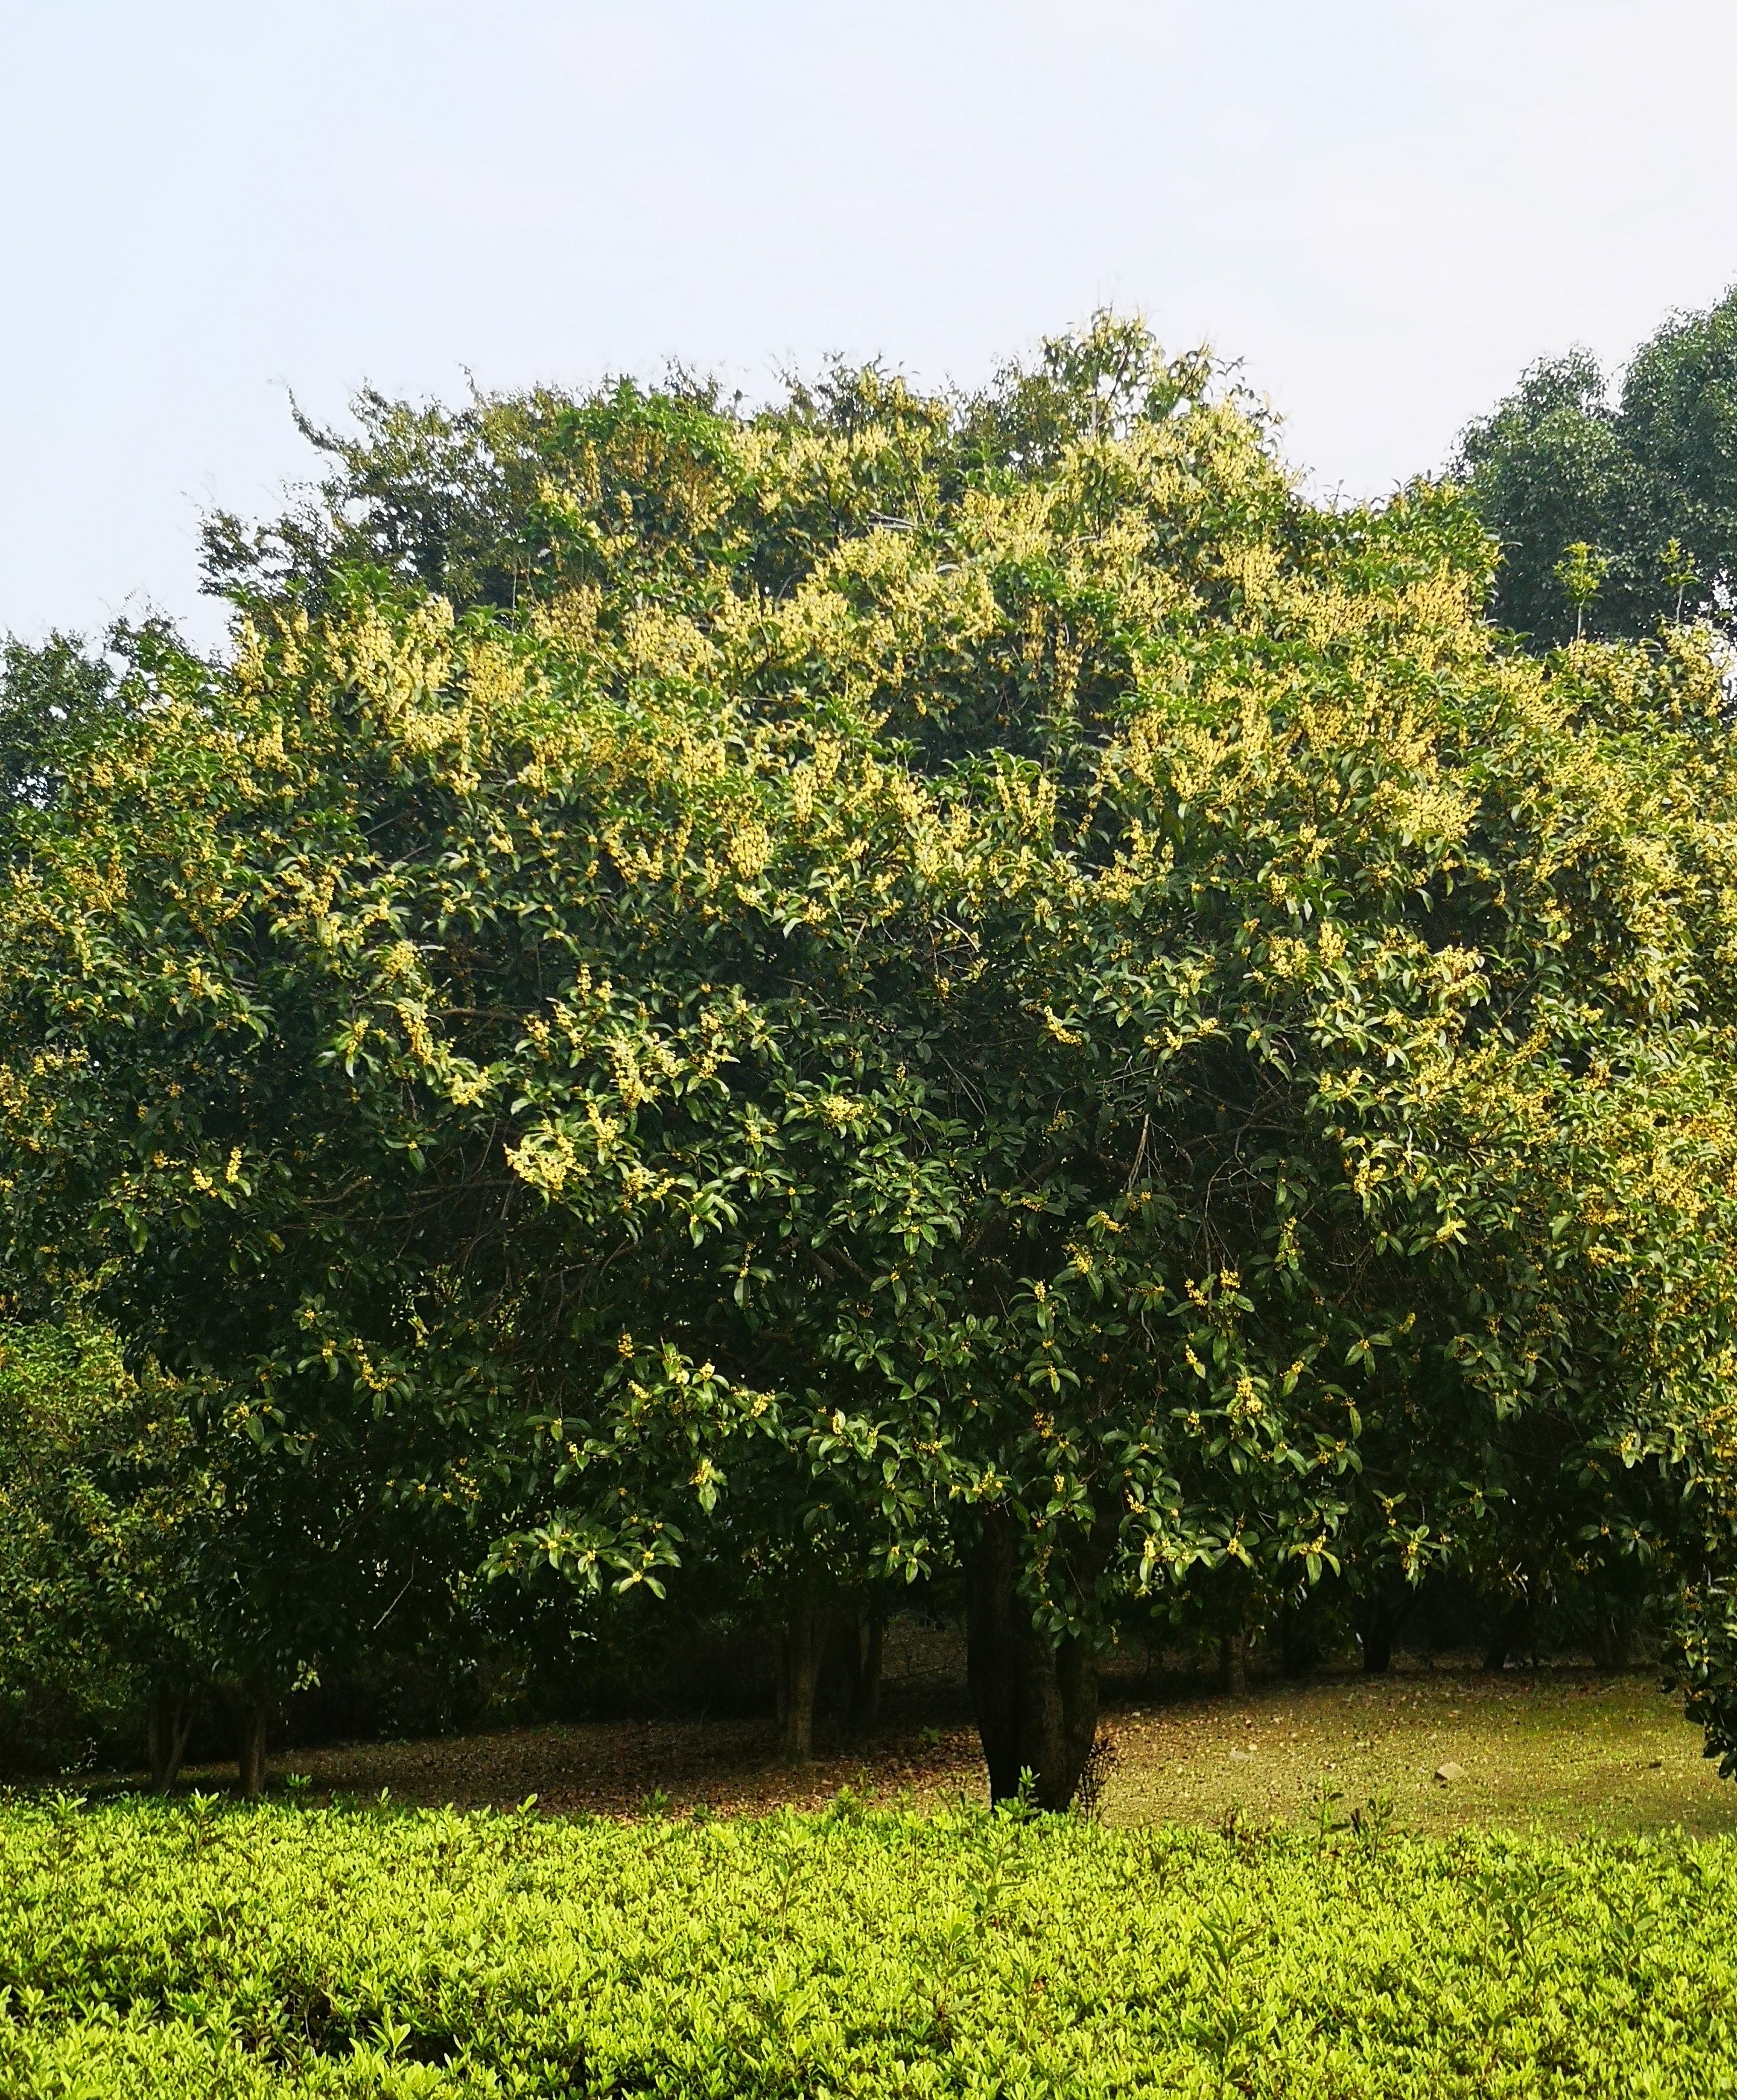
(238, 1690), (269, 1799)
(781, 1605), (824, 1761)
(849, 1616), (884, 1732)
(1593, 1604), (1634, 1672)
(965, 1511), (1099, 1809)
(1218, 1629), (1248, 1698)
(773, 1629), (790, 1730)
(1278, 1608), (1319, 1680)
(147, 1685), (195, 1793)
(1483, 1599), (1529, 1675)
(1356, 1593), (1397, 1675)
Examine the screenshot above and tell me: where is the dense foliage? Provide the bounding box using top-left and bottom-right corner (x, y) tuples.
(0, 1321), (206, 1769)
(1455, 283), (1737, 644)
(7, 317), (1737, 1798)
(3, 1796), (1736, 2096)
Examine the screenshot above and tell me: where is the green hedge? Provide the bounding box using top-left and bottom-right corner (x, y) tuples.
(2, 1793), (1735, 2095)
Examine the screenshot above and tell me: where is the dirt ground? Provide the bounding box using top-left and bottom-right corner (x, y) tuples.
(149, 1663), (1737, 1837)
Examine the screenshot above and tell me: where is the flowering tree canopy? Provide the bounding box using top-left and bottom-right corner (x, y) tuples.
(7, 320), (1737, 1801)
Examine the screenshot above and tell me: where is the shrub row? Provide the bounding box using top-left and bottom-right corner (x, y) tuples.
(2, 1794), (1735, 2095)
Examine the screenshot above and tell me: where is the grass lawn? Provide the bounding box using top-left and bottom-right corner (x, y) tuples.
(135, 1666), (1736, 1839)
(1099, 1669), (1737, 1839)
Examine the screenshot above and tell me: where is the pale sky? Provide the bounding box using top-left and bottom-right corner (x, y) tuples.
(5, 0), (1736, 651)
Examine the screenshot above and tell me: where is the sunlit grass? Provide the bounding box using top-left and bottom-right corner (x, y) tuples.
(1103, 1667), (1737, 1838)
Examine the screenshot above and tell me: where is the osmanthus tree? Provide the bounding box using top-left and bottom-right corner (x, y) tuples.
(6, 320), (1737, 1804)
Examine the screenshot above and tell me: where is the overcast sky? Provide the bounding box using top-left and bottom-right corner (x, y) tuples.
(5, 0), (1736, 650)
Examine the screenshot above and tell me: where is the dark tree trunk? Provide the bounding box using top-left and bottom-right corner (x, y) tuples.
(147, 1685), (195, 1793)
(1483, 1599), (1530, 1675)
(1356, 1593), (1398, 1675)
(1278, 1608), (1319, 1680)
(1593, 1604), (1635, 1672)
(781, 1605), (824, 1761)
(965, 1511), (1099, 1809)
(238, 1689), (269, 1799)
(1218, 1629), (1248, 1698)
(849, 1615), (884, 1733)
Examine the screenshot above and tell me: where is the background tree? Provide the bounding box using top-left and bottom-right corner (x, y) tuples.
(0, 1319), (211, 1782)
(1455, 283), (1737, 645)
(0, 628), (142, 846)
